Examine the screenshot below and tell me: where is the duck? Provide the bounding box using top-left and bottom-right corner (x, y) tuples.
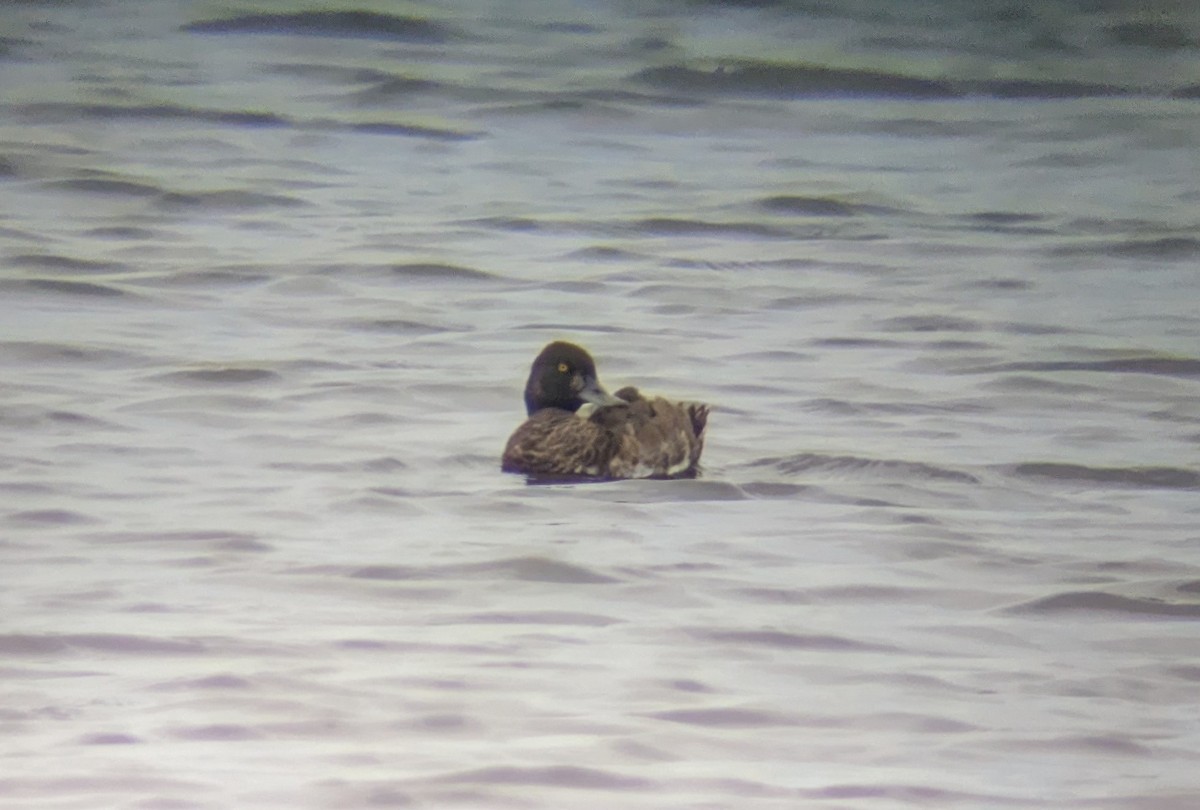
(501, 341), (710, 480)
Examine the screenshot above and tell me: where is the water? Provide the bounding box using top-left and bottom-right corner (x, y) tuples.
(2, 1), (1199, 807)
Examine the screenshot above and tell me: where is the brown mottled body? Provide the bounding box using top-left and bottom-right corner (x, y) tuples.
(501, 409), (622, 477)
(501, 343), (709, 480)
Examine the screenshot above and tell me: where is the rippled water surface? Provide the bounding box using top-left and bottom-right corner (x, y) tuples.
(2, 1), (1199, 808)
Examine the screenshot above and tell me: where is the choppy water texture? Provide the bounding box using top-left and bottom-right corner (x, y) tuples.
(2, 1), (1199, 807)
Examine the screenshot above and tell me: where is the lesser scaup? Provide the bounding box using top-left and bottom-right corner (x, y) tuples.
(501, 341), (709, 479)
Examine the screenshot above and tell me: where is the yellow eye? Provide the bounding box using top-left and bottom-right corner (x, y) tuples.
(557, 362), (569, 373)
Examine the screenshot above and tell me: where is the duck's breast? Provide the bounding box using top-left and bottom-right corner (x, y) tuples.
(501, 409), (619, 476)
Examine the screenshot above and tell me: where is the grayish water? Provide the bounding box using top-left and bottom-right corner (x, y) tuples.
(2, 1), (1199, 807)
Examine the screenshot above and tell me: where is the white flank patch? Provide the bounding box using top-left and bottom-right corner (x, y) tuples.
(665, 455), (693, 477)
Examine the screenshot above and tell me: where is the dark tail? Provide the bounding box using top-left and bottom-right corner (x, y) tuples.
(687, 403), (709, 439)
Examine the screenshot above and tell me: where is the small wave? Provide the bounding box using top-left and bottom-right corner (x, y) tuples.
(542, 280), (607, 293)
(1019, 152), (1110, 169)
(3, 279), (130, 298)
(146, 268), (273, 287)
(880, 314), (982, 333)
(506, 93), (647, 117)
(0, 635), (71, 655)
(757, 195), (885, 217)
(696, 628), (895, 652)
(153, 368), (280, 385)
(150, 674), (254, 692)
(1010, 463), (1199, 490)
(649, 707), (792, 727)
(1107, 237), (1200, 260)
(349, 556), (620, 585)
(513, 325), (625, 340)
(866, 118), (991, 138)
(534, 20), (601, 34)
(959, 211), (1055, 235)
(158, 190), (308, 209)
(1008, 591), (1200, 618)
(318, 261), (497, 282)
(265, 64), (397, 85)
(564, 245), (640, 261)
(632, 61), (1164, 100)
(853, 712), (978, 734)
(1107, 20), (1196, 50)
(436, 765), (653, 790)
(19, 104), (472, 144)
(803, 397), (986, 417)
(0, 633), (206, 655)
(967, 278), (1033, 291)
(463, 216), (544, 232)
(812, 337), (904, 348)
(79, 733), (142, 746)
(2, 409), (118, 430)
(1052, 236), (1200, 260)
(630, 217), (789, 238)
(434, 611), (620, 627)
(348, 121), (479, 141)
(44, 178), (163, 197)
(982, 375), (1097, 394)
(85, 226), (161, 240)
(633, 62), (958, 99)
(739, 482), (812, 499)
(975, 355), (1200, 379)
(974, 78), (1125, 99)
(94, 529), (261, 545)
(350, 565), (421, 581)
(347, 75), (444, 102)
(806, 784), (1006, 803)
(0, 341), (146, 366)
(965, 211), (1046, 225)
(390, 262), (496, 281)
(268, 460), (359, 474)
(22, 101), (477, 141)
(726, 349), (811, 363)
(754, 453), (980, 484)
(168, 724), (261, 741)
(996, 320), (1070, 335)
(667, 257), (817, 272)
(498, 556), (619, 584)
(536, 478), (746, 502)
(344, 318), (452, 335)
(183, 11), (454, 43)
(18, 101), (290, 128)
(7, 509), (97, 525)
(1023, 734), (1154, 756)
(124, 392), (277, 413)
(10, 253), (125, 272)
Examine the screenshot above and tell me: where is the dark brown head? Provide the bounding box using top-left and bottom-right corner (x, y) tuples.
(522, 341), (624, 415)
